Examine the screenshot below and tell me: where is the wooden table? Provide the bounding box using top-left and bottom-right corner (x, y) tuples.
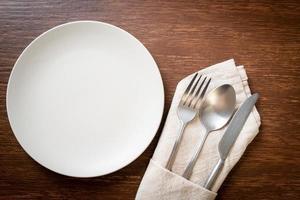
(0, 0), (299, 199)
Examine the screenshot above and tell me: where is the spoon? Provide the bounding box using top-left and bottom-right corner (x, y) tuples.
(182, 84), (236, 179)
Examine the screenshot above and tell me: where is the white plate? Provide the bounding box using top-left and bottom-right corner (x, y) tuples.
(6, 21), (164, 177)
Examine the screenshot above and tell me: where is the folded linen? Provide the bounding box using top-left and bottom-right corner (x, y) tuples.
(136, 59), (261, 200)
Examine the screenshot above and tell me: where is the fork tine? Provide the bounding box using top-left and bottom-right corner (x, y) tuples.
(200, 78), (211, 99)
(186, 75), (202, 106)
(190, 76), (207, 107)
(194, 77), (207, 98)
(180, 73), (198, 104)
(194, 77), (211, 108)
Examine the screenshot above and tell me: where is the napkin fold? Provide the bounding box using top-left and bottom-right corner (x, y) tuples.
(136, 59), (261, 200)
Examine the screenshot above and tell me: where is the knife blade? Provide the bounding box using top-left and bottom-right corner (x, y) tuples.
(204, 93), (259, 190)
(219, 93), (259, 160)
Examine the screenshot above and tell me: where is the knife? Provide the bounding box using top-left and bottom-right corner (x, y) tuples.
(204, 93), (259, 190)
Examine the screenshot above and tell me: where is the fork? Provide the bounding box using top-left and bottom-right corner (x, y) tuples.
(165, 73), (211, 171)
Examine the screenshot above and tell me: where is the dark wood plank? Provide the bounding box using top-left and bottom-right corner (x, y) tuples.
(0, 0), (299, 199)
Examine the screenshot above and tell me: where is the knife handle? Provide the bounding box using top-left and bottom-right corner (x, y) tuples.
(166, 122), (187, 170)
(204, 159), (224, 190)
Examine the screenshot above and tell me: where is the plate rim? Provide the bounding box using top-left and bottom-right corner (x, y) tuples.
(6, 20), (165, 177)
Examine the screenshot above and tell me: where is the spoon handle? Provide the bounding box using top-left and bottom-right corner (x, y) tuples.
(182, 130), (209, 179)
(166, 122), (187, 170)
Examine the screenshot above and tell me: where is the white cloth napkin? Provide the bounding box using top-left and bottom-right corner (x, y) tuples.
(136, 59), (261, 200)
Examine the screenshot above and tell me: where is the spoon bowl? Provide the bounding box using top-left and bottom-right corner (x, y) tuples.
(200, 84), (236, 131)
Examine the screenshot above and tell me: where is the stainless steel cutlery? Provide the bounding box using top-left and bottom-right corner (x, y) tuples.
(166, 72), (258, 190)
(165, 73), (211, 170)
(166, 73), (258, 189)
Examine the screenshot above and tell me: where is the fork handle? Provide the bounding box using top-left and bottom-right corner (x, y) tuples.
(165, 122), (187, 170)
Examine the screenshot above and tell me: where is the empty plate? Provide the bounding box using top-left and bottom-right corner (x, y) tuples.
(6, 21), (164, 177)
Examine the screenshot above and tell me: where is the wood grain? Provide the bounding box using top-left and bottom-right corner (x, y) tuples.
(0, 0), (299, 199)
